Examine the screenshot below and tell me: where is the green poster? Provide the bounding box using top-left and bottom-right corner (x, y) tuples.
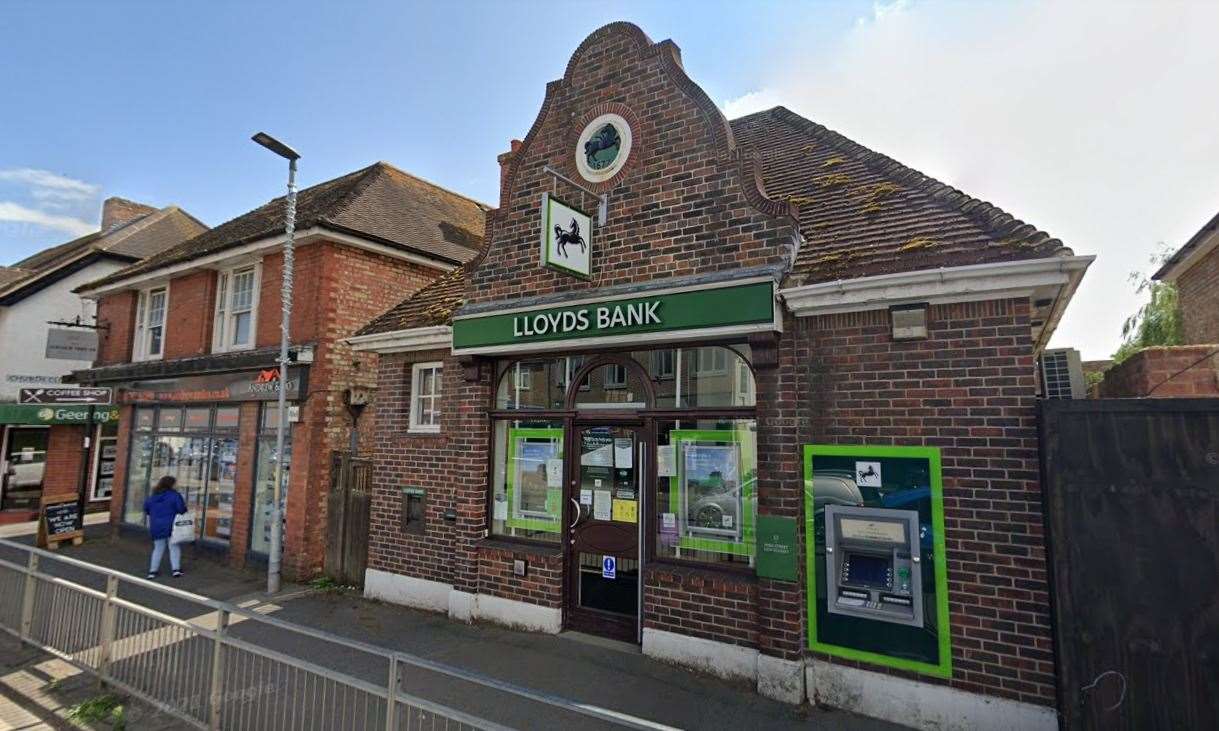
(756, 515), (797, 581)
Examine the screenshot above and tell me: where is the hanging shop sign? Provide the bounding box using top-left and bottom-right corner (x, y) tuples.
(45, 328), (100, 361)
(452, 280), (776, 353)
(118, 367), (308, 404)
(804, 444), (951, 678)
(19, 386), (112, 405)
(541, 194), (592, 279)
(0, 404), (120, 425)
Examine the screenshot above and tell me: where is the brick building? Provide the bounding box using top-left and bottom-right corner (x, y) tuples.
(62, 163), (486, 576)
(349, 23), (1092, 729)
(1099, 210), (1219, 397)
(0, 197), (204, 521)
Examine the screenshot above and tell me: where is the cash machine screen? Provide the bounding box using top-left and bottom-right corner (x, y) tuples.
(844, 554), (890, 587)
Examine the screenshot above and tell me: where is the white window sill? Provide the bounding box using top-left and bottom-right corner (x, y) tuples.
(407, 426), (441, 435)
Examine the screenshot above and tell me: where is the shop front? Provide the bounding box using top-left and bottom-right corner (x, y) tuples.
(0, 404), (120, 517)
(81, 366), (305, 560)
(351, 21), (1090, 730)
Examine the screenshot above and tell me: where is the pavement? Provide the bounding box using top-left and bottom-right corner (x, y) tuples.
(0, 524), (906, 730)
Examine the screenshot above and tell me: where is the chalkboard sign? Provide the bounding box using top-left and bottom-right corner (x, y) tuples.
(43, 501), (81, 538)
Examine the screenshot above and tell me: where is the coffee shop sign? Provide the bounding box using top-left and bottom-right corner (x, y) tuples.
(513, 301), (661, 338)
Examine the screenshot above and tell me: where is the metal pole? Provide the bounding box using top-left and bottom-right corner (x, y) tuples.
(268, 157), (297, 595)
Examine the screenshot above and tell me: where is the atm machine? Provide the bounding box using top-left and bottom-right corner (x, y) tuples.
(824, 504), (923, 627)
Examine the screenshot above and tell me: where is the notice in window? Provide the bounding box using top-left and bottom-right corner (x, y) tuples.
(593, 489), (612, 520)
(656, 445), (675, 476)
(612, 499), (637, 523)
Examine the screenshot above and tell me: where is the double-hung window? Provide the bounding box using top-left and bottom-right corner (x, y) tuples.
(409, 362), (443, 433)
(134, 286), (167, 360)
(213, 265), (259, 352)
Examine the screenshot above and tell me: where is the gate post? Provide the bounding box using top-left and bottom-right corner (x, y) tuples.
(96, 574), (119, 686)
(385, 654), (400, 731)
(19, 552), (39, 641)
(208, 607), (229, 730)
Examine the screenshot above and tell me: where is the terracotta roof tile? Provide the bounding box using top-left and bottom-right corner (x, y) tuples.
(731, 107), (1072, 285)
(82, 162), (490, 291)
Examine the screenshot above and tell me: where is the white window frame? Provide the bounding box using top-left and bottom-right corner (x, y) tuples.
(604, 363), (628, 389)
(409, 362), (443, 434)
(134, 284), (169, 361)
(695, 347), (728, 376)
(212, 263), (261, 353)
(652, 350), (676, 380)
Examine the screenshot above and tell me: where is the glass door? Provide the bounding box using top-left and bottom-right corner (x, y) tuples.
(566, 424), (645, 642)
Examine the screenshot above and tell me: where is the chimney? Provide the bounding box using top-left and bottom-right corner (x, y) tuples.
(100, 197), (158, 231)
(497, 139), (523, 210)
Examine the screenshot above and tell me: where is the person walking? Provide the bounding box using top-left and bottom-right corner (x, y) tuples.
(144, 475), (188, 579)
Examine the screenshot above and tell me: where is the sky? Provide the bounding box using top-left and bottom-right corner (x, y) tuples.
(2, 0), (1217, 360)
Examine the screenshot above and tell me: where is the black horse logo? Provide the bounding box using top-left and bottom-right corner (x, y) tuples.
(583, 123), (621, 169)
(858, 464), (878, 482)
(553, 218), (586, 259)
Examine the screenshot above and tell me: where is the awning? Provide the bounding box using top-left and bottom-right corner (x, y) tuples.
(0, 404), (120, 425)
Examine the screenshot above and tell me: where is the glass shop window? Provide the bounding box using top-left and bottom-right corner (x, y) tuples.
(495, 357), (582, 410)
(654, 418), (758, 567)
(573, 363), (647, 410)
(490, 418), (563, 544)
(135, 407), (155, 431)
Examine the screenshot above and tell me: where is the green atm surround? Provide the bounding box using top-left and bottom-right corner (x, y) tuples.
(803, 443), (952, 678)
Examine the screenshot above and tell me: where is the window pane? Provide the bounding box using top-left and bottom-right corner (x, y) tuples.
(184, 407), (211, 432)
(231, 269), (255, 310)
(573, 363), (647, 410)
(148, 290), (166, 325)
(655, 418), (757, 566)
(124, 434), (154, 524)
(157, 407), (183, 431)
(214, 407), (240, 430)
(250, 435), (290, 555)
(678, 346), (755, 407)
(135, 408), (155, 431)
(260, 402), (295, 431)
(201, 438), (237, 544)
(490, 418), (562, 543)
(494, 358), (569, 410)
(232, 311), (251, 345)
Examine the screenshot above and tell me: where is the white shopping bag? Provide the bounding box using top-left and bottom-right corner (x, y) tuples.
(170, 514), (196, 544)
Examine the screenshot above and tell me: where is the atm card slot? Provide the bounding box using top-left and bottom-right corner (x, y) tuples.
(879, 594), (912, 607)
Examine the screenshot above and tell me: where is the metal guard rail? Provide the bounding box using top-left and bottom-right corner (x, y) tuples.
(0, 537), (676, 731)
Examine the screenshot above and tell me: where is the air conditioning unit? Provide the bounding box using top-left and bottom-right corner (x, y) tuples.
(1040, 348), (1086, 399)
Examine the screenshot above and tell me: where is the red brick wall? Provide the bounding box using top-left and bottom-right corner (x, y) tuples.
(164, 270), (216, 359)
(226, 402), (260, 567)
(468, 22), (797, 306)
(1098, 346), (1219, 398)
(40, 425), (85, 501)
(478, 545), (563, 607)
(95, 291), (137, 365)
(1177, 247), (1219, 344)
(644, 567), (758, 648)
(785, 299), (1054, 707)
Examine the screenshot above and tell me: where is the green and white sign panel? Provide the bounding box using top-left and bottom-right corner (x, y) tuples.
(452, 280), (776, 354)
(804, 444), (952, 678)
(541, 193), (591, 279)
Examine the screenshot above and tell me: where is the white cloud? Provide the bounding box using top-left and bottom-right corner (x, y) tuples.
(0, 168), (100, 201)
(723, 0), (1219, 359)
(0, 201), (95, 237)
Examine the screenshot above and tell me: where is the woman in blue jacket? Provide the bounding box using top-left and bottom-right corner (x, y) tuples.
(144, 475), (188, 579)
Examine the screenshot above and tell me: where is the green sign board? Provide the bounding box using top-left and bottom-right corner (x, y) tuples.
(452, 281), (774, 351)
(756, 515), (797, 581)
(0, 404), (120, 425)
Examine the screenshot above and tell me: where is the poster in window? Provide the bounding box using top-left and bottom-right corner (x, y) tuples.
(515, 440), (558, 518)
(682, 443), (741, 540)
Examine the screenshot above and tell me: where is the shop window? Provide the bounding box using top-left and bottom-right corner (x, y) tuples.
(183, 407), (211, 432)
(214, 406), (240, 430)
(495, 357), (576, 410)
(134, 285), (167, 361)
(681, 346), (755, 408)
(409, 362), (443, 433)
(573, 362), (648, 410)
(90, 421), (119, 501)
(251, 402), (294, 556)
(157, 407), (183, 432)
(695, 347), (728, 375)
(490, 418), (562, 544)
(655, 418), (757, 567)
(651, 350), (675, 380)
(135, 407), (155, 431)
(213, 265), (260, 352)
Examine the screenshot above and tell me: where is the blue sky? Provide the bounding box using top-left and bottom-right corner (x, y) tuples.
(3, 1), (1218, 359)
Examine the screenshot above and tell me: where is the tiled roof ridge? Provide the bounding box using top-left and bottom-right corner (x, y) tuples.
(94, 206), (176, 252)
(760, 106), (1072, 256)
(318, 162), (391, 226)
(369, 161), (494, 211)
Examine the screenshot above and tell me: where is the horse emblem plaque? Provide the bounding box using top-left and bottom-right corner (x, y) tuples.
(540, 193), (592, 278)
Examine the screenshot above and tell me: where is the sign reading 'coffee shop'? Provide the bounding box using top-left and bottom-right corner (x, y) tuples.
(453, 280), (775, 353)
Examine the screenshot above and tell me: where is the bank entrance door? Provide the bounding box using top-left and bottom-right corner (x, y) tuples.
(567, 424), (645, 642)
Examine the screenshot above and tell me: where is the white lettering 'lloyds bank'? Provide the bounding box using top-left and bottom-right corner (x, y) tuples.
(513, 300), (661, 338)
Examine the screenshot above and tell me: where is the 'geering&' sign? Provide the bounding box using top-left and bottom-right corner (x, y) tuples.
(512, 300), (661, 338)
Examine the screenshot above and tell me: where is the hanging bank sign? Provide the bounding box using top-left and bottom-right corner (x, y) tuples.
(452, 280), (776, 354)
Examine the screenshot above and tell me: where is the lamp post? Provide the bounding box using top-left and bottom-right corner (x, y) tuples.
(252, 131), (299, 594)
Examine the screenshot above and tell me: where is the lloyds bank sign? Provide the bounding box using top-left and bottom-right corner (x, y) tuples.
(452, 280), (776, 353)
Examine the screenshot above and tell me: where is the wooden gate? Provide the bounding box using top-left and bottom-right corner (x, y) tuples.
(324, 452), (372, 587)
(1040, 399), (1219, 730)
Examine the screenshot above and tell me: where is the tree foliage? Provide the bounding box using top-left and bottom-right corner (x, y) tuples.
(1112, 244), (1183, 363)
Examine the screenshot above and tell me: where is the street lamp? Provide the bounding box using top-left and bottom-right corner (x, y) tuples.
(252, 131), (299, 595)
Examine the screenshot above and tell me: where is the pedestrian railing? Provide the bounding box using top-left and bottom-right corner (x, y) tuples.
(0, 538), (675, 731)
